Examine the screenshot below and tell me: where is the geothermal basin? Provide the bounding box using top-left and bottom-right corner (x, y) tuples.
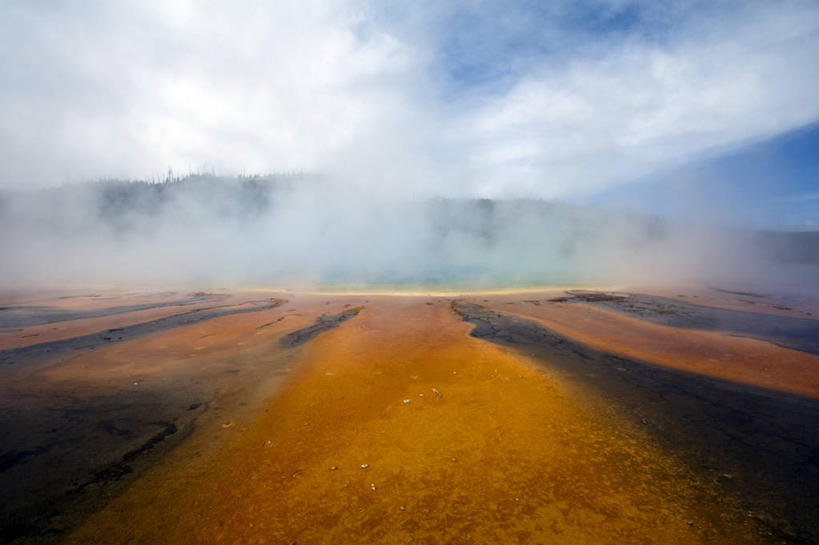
(0, 286), (817, 544)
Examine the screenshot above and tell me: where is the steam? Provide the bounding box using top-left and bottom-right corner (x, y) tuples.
(0, 175), (812, 291)
(0, 1), (817, 290)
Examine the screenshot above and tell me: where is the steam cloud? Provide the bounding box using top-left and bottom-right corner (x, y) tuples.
(1, 175), (814, 291)
(0, 1), (818, 290)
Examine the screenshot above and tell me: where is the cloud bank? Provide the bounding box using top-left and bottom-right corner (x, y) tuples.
(1, 0), (818, 200)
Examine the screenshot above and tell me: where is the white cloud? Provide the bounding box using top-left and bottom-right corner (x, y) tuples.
(455, 1), (819, 198)
(0, 0), (818, 199)
(0, 0), (427, 187)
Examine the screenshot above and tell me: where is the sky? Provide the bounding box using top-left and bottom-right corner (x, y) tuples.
(589, 121), (819, 230)
(1, 0), (818, 228)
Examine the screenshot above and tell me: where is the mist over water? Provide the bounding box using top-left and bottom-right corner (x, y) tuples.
(1, 2), (818, 292)
(1, 175), (814, 291)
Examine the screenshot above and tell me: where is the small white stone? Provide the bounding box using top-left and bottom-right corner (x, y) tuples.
(361, 463), (369, 469)
(403, 399), (411, 404)
(370, 483), (376, 491)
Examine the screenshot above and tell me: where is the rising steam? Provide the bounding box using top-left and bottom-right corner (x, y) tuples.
(1, 174), (813, 291)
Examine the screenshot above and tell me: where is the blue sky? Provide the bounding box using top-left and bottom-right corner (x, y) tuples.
(424, 1), (662, 88)
(588, 122), (819, 230)
(0, 0), (817, 229)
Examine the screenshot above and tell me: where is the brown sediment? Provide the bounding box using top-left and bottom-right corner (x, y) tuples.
(64, 296), (770, 545)
(0, 293), (238, 350)
(0, 298), (285, 366)
(450, 300), (819, 543)
(0, 293), (363, 544)
(544, 290), (819, 354)
(0, 293), (225, 329)
(640, 286), (819, 318)
(3, 290), (816, 544)
(0, 289), (176, 309)
(278, 306), (362, 346)
(470, 293), (819, 398)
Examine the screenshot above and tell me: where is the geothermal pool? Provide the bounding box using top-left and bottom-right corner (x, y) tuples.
(0, 287), (817, 544)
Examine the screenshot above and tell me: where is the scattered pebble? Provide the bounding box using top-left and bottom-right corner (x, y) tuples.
(370, 483), (376, 491)
(451, 457), (457, 462)
(418, 393), (424, 397)
(687, 521), (694, 526)
(221, 421), (235, 429)
(329, 466), (338, 471)
(264, 440), (273, 448)
(431, 388), (442, 399)
(452, 371), (457, 375)
(399, 505), (406, 511)
(403, 399), (411, 404)
(361, 464), (369, 469)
